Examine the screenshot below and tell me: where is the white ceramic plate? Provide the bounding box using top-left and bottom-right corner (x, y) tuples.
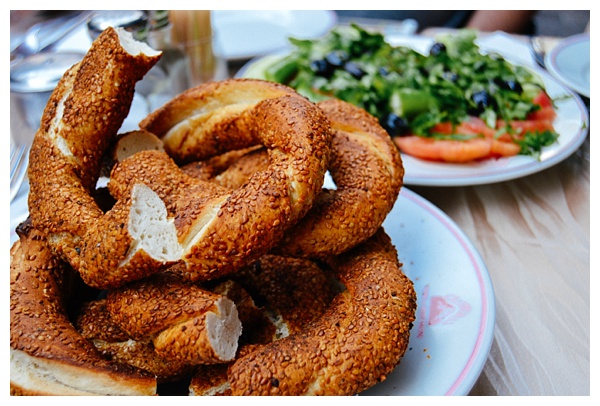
(545, 33), (590, 98)
(212, 10), (336, 61)
(357, 187), (495, 395)
(239, 35), (589, 187)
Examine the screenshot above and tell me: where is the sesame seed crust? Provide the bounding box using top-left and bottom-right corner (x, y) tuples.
(183, 98), (404, 259)
(76, 298), (195, 383)
(227, 229), (416, 396)
(105, 273), (242, 365)
(10, 223), (156, 395)
(27, 27), (161, 285)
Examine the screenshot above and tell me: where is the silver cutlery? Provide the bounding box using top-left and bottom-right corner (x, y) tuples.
(529, 37), (547, 69)
(11, 11), (94, 61)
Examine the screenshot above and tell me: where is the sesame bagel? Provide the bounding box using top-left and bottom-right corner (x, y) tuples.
(10, 221), (156, 396)
(227, 228), (416, 395)
(108, 80), (332, 282)
(104, 273), (242, 365)
(181, 99), (404, 259)
(26, 27), (181, 289)
(75, 299), (194, 383)
(139, 78), (332, 222)
(139, 79), (305, 163)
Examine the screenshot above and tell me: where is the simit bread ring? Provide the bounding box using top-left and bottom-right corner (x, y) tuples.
(104, 273), (242, 365)
(181, 99), (404, 259)
(232, 254), (339, 337)
(10, 221), (156, 395)
(139, 79), (304, 162)
(227, 228), (416, 395)
(76, 299), (194, 383)
(109, 80), (331, 282)
(26, 27), (186, 289)
(188, 255), (340, 396)
(138, 79), (331, 224)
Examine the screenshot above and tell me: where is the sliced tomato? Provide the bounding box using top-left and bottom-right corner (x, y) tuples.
(528, 91), (557, 121)
(456, 117), (497, 138)
(396, 91), (556, 163)
(394, 135), (492, 163)
(431, 117), (496, 138)
(489, 139), (521, 158)
(496, 119), (555, 140)
(533, 91), (553, 108)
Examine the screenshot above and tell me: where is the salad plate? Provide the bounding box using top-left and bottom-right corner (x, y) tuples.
(545, 33), (590, 98)
(396, 70), (588, 186)
(239, 33), (589, 187)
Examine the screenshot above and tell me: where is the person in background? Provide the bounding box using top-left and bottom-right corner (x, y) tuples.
(335, 10), (589, 36)
(465, 10), (536, 33)
(335, 10), (535, 33)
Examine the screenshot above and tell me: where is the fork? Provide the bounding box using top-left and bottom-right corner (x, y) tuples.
(10, 142), (29, 202)
(529, 37), (547, 69)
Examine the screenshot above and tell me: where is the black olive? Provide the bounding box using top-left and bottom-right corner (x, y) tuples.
(470, 90), (495, 115)
(493, 78), (523, 93)
(429, 42), (446, 56)
(344, 62), (365, 79)
(310, 59), (334, 78)
(508, 80), (523, 93)
(325, 51), (348, 68)
(380, 113), (410, 137)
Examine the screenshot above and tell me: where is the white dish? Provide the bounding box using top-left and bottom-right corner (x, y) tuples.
(239, 35), (589, 187)
(545, 33), (590, 98)
(212, 10), (336, 61)
(360, 187), (495, 395)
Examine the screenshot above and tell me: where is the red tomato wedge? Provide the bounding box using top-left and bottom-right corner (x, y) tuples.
(394, 91), (556, 163)
(496, 119), (555, 141)
(394, 136), (493, 163)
